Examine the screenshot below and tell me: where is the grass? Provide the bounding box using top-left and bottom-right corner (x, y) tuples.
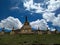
(0, 34), (60, 45)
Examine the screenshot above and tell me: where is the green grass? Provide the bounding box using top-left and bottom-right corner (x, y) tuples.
(0, 34), (60, 45)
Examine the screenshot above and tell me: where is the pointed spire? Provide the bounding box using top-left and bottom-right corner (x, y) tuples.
(54, 27), (57, 31)
(54, 27), (58, 33)
(25, 16), (28, 22)
(38, 26), (40, 31)
(47, 27), (49, 31)
(2, 27), (4, 31)
(37, 26), (40, 31)
(12, 27), (14, 31)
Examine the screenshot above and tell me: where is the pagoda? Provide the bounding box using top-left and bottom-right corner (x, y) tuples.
(20, 16), (32, 34)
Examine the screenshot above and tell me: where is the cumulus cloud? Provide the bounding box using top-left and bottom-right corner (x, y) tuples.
(10, 0), (60, 14)
(10, 0), (60, 13)
(50, 27), (56, 31)
(0, 16), (23, 30)
(30, 19), (48, 30)
(43, 13), (60, 27)
(52, 14), (60, 27)
(0, 16), (48, 30)
(23, 0), (45, 13)
(43, 12), (56, 22)
(23, 0), (60, 13)
(46, 0), (60, 11)
(9, 0), (60, 30)
(0, 23), (3, 28)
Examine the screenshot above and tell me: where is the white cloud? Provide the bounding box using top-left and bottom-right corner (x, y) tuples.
(0, 16), (23, 30)
(30, 19), (48, 30)
(43, 13), (60, 27)
(23, 0), (60, 13)
(52, 14), (60, 27)
(43, 12), (56, 22)
(10, 0), (60, 14)
(23, 0), (45, 13)
(10, 7), (19, 10)
(0, 23), (3, 28)
(8, 0), (60, 30)
(46, 0), (60, 11)
(10, 0), (23, 11)
(50, 27), (56, 31)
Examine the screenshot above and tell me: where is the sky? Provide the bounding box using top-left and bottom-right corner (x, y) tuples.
(0, 0), (60, 31)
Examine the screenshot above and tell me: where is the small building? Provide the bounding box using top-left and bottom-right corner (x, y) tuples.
(54, 28), (59, 34)
(10, 27), (15, 35)
(37, 27), (43, 34)
(0, 28), (5, 35)
(46, 28), (51, 34)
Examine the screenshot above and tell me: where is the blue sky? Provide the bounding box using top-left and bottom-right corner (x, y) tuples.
(0, 0), (60, 31)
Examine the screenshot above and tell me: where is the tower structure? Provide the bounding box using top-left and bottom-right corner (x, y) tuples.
(55, 28), (59, 34)
(21, 16), (32, 33)
(46, 27), (51, 34)
(10, 27), (15, 35)
(37, 27), (42, 34)
(0, 28), (5, 35)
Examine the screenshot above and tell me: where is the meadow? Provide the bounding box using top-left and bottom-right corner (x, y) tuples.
(0, 34), (60, 45)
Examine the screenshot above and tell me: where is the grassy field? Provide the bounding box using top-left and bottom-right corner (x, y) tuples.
(0, 34), (60, 45)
